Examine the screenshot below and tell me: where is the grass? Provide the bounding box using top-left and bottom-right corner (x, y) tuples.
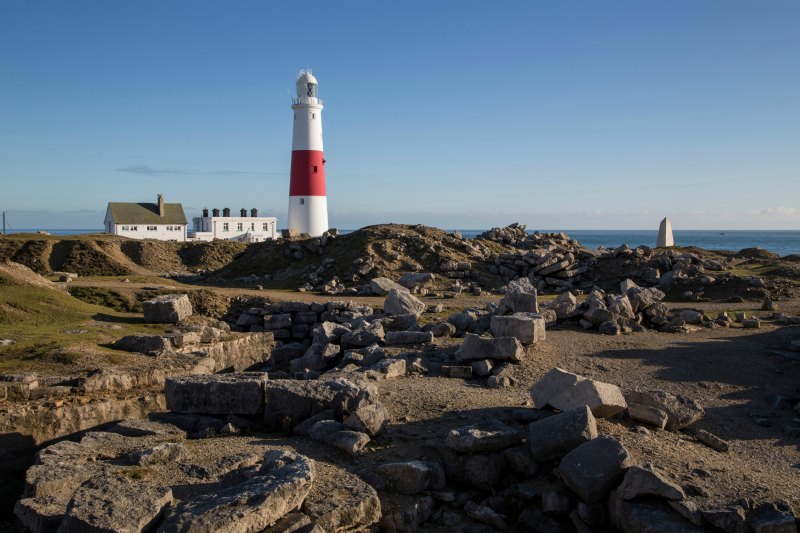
(0, 271), (168, 372)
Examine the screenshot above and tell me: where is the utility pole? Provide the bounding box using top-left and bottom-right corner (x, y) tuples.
(2, 211), (5, 235)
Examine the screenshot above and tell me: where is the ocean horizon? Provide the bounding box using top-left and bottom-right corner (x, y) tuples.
(4, 228), (799, 257)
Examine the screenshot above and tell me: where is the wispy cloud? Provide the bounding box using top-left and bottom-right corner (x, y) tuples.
(757, 206), (798, 216)
(116, 165), (285, 178)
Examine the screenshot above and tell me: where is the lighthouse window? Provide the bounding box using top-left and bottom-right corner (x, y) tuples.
(300, 198), (305, 205)
(312, 113), (315, 119)
(313, 165), (318, 173)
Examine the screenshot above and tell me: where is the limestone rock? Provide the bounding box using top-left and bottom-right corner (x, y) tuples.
(398, 272), (436, 290)
(608, 489), (702, 532)
(159, 450), (314, 533)
(559, 436), (635, 503)
(529, 405), (597, 461)
(628, 403), (668, 430)
(454, 333), (523, 362)
(60, 474), (173, 533)
(617, 465), (685, 501)
(500, 278), (539, 313)
(341, 322), (385, 347)
(695, 429), (729, 452)
(344, 402), (390, 436)
(308, 420), (370, 455)
(446, 419), (523, 453)
(142, 293), (192, 323)
(384, 330), (434, 345)
(127, 442), (187, 466)
(165, 373), (268, 415)
(370, 277), (407, 296)
(302, 468), (381, 532)
(377, 461), (446, 495)
(531, 368), (627, 418)
(112, 334), (171, 354)
(625, 389), (704, 431)
(384, 288), (426, 317)
(490, 313), (546, 345)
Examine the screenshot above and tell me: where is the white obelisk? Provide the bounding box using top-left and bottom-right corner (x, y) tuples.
(657, 217), (674, 247)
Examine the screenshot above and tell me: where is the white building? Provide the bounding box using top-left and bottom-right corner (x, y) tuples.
(104, 194), (188, 241)
(191, 208), (278, 243)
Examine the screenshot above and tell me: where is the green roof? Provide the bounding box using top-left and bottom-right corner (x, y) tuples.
(107, 202), (187, 225)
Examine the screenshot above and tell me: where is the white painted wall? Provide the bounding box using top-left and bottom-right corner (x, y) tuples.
(287, 196), (328, 237)
(191, 216), (278, 242)
(104, 208), (187, 241)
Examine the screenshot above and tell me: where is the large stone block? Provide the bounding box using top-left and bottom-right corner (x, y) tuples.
(529, 405), (597, 461)
(142, 294), (192, 324)
(370, 277), (407, 296)
(165, 373), (268, 415)
(454, 333), (523, 362)
(624, 389), (704, 431)
(384, 289), (426, 317)
(559, 435), (634, 503)
(530, 368), (627, 418)
(159, 450), (314, 532)
(490, 313), (546, 344)
(500, 278), (539, 313)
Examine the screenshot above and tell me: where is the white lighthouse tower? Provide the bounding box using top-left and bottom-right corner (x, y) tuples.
(288, 69), (329, 237)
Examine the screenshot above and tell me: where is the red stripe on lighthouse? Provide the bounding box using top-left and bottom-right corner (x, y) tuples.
(289, 150), (326, 196)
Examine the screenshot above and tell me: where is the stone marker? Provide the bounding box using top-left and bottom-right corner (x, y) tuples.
(142, 294), (192, 323)
(657, 217), (674, 248)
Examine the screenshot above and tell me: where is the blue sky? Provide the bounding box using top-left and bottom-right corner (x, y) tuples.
(1, 1), (798, 230)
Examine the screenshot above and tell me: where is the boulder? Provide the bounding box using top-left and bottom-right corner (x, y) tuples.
(377, 461), (446, 495)
(624, 389), (704, 431)
(60, 474), (173, 533)
(490, 313), (546, 344)
(529, 405), (597, 461)
(500, 279), (539, 313)
(165, 373), (268, 415)
(531, 368), (627, 418)
(341, 322), (385, 347)
(425, 321), (456, 337)
(301, 468), (382, 532)
(454, 333), (523, 362)
(598, 320), (621, 335)
(308, 420), (370, 455)
(344, 402), (390, 436)
(616, 465), (686, 501)
(608, 489), (703, 533)
(559, 436), (635, 503)
(142, 294), (192, 323)
(627, 403), (668, 430)
(159, 450), (314, 532)
(748, 501), (798, 533)
(112, 334), (171, 354)
(384, 331), (434, 345)
(384, 289), (426, 317)
(695, 429), (729, 452)
(370, 277), (407, 296)
(398, 272), (436, 290)
(263, 379), (359, 429)
(127, 442), (187, 466)
(446, 419), (524, 453)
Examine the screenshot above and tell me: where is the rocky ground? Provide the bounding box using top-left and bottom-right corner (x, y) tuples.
(1, 226), (799, 532)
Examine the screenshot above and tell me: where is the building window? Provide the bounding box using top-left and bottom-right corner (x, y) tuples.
(251, 223), (255, 230)
(262, 223), (268, 231)
(237, 222), (243, 231)
(121, 226), (129, 231)
(147, 226), (156, 231)
(130, 226), (138, 231)
(223, 223), (229, 232)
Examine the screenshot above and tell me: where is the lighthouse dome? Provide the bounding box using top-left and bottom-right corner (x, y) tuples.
(296, 69), (319, 99)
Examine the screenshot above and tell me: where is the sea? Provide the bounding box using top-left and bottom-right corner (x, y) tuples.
(5, 228), (800, 257)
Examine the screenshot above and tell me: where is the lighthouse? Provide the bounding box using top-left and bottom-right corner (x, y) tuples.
(288, 69), (329, 237)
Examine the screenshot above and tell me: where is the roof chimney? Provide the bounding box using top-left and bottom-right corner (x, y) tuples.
(240, 208), (247, 217)
(157, 194), (165, 217)
(250, 208), (258, 217)
(202, 208), (209, 218)
(212, 208), (220, 217)
(223, 207), (230, 217)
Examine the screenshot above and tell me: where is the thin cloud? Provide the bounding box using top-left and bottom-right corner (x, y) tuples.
(116, 165), (285, 178)
(757, 207), (798, 216)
